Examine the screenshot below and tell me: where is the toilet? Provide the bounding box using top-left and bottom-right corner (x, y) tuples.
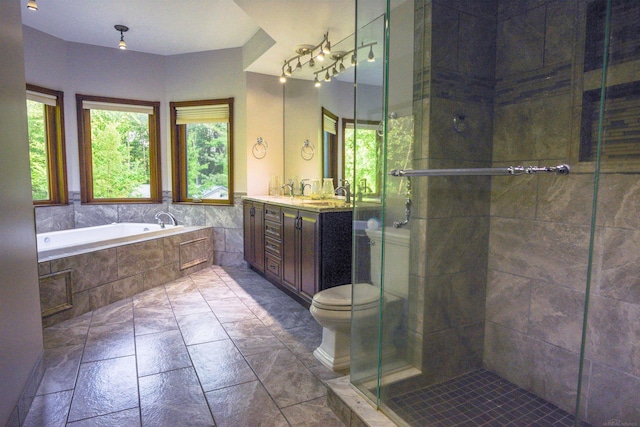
(309, 226), (410, 371)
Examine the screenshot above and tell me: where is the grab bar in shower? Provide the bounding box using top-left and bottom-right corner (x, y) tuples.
(389, 164), (570, 177)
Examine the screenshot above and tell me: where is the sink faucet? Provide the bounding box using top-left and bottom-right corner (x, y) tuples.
(334, 179), (351, 204)
(281, 179), (294, 197)
(357, 178), (373, 201)
(154, 211), (178, 228)
(300, 179), (311, 196)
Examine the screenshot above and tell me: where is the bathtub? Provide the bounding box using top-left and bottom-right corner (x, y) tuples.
(37, 223), (213, 328)
(37, 222), (183, 260)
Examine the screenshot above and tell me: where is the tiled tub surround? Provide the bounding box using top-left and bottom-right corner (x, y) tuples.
(34, 191), (245, 267)
(38, 226), (214, 328)
(23, 266), (346, 427)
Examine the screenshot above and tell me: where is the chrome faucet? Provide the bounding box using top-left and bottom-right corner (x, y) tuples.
(300, 179), (311, 196)
(281, 179), (294, 197)
(154, 211), (178, 228)
(357, 178), (373, 201)
(334, 179), (351, 204)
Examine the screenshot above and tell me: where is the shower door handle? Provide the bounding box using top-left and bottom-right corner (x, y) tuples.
(389, 164), (570, 177)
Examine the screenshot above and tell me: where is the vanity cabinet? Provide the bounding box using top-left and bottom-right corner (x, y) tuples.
(264, 205), (282, 282)
(243, 200), (264, 272)
(282, 207), (320, 301)
(243, 198), (353, 307)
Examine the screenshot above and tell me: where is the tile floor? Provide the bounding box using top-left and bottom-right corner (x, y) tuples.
(24, 265), (348, 427)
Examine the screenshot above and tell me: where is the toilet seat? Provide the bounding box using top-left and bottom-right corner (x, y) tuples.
(311, 284), (379, 311)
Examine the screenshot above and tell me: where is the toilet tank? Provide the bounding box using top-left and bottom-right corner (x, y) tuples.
(365, 226), (410, 297)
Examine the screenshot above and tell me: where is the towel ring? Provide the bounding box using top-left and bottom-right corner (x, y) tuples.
(301, 139), (315, 161)
(252, 137), (268, 159)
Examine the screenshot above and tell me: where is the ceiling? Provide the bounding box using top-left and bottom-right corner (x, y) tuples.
(20, 0), (360, 79)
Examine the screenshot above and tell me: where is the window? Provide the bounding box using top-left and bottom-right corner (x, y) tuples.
(322, 107), (339, 180)
(76, 94), (161, 203)
(343, 119), (382, 198)
(170, 98), (234, 205)
(26, 84), (68, 205)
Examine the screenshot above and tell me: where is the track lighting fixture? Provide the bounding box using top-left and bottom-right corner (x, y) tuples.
(323, 40), (331, 55)
(27, 0), (38, 11)
(279, 36), (376, 88)
(115, 25), (128, 50)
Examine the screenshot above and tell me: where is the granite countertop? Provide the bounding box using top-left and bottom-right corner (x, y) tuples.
(243, 195), (353, 212)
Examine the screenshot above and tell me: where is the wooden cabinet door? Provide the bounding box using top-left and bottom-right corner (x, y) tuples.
(243, 202), (264, 271)
(281, 207), (299, 292)
(253, 203), (265, 271)
(299, 211), (320, 300)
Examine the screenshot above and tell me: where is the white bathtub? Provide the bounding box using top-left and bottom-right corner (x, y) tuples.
(37, 223), (184, 259)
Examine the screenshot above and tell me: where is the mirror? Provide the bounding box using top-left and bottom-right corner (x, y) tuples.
(282, 34), (361, 191)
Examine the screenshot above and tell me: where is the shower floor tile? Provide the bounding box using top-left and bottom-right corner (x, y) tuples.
(385, 369), (590, 426)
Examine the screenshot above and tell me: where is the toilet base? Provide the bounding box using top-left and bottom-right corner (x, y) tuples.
(313, 325), (351, 372)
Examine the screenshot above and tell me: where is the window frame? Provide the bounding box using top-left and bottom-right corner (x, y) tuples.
(76, 94), (162, 204)
(169, 98), (234, 205)
(26, 84), (68, 206)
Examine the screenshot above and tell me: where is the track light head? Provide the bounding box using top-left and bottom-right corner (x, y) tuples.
(367, 45), (375, 62)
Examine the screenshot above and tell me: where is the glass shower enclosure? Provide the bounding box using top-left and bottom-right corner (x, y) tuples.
(350, 0), (640, 426)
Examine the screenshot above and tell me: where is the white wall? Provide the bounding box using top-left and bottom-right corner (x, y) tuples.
(246, 72), (284, 195)
(0, 3), (44, 424)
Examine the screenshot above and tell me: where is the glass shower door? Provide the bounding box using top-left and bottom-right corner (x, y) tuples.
(350, 1), (623, 426)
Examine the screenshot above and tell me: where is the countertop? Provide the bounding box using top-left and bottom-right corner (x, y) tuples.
(242, 195), (353, 213)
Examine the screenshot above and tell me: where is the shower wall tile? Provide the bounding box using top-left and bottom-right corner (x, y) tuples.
(488, 217), (591, 290)
(426, 216), (490, 276)
(536, 173), (595, 226)
(497, 0), (547, 20)
(528, 335), (581, 414)
(586, 295), (640, 378)
(438, 0), (498, 20)
(544, 1), (578, 66)
(528, 281), (586, 353)
(117, 239), (164, 278)
(458, 11), (496, 79)
(431, 4), (459, 70)
(485, 270), (531, 334)
(584, 362), (640, 426)
(428, 98), (494, 162)
(492, 95), (571, 162)
(496, 5), (545, 78)
(597, 227), (640, 304)
(422, 322), (484, 385)
(597, 174), (640, 229)
(484, 322), (535, 390)
(490, 172), (538, 219)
